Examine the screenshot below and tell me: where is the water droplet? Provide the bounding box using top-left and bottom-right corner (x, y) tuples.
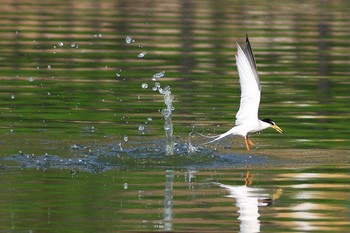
(123, 136), (128, 142)
(126, 36), (134, 44)
(124, 183), (128, 189)
(138, 125), (145, 132)
(116, 73), (121, 78)
(98, 33), (102, 37)
(141, 83), (148, 89)
(137, 51), (147, 58)
(28, 77), (34, 82)
(58, 42), (64, 47)
(147, 117), (152, 121)
(10, 94), (15, 100)
(152, 71), (165, 81)
(162, 109), (171, 118)
(47, 65), (51, 69)
(71, 42), (76, 48)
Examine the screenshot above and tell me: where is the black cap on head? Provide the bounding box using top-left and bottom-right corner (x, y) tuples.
(262, 118), (276, 125)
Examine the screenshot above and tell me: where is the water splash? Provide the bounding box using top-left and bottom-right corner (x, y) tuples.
(138, 125), (145, 134)
(125, 36), (135, 44)
(160, 85), (175, 155)
(137, 51), (147, 58)
(152, 71), (165, 81)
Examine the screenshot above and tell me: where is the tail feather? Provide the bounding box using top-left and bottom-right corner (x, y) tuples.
(204, 128), (237, 144)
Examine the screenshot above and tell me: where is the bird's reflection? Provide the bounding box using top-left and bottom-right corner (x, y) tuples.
(218, 171), (282, 233)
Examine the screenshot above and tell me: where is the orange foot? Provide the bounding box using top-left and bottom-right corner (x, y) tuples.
(244, 137), (255, 151)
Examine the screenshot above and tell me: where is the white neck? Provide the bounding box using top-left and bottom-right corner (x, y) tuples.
(258, 120), (272, 131)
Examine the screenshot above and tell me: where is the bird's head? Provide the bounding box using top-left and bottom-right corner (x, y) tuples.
(262, 118), (283, 133)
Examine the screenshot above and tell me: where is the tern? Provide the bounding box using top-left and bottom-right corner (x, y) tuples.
(207, 35), (283, 151)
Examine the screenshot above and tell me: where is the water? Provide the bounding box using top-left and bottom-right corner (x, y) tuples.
(0, 0), (350, 232)
(152, 71), (166, 81)
(160, 85), (175, 155)
(0, 165), (349, 232)
(137, 51), (148, 58)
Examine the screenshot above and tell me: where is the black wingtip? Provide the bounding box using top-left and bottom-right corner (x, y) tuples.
(246, 34), (249, 43)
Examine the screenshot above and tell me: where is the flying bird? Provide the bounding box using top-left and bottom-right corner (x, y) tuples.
(207, 35), (283, 151)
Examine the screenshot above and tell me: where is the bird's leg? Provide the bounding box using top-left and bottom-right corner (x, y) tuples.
(248, 137), (254, 147)
(244, 137), (250, 151)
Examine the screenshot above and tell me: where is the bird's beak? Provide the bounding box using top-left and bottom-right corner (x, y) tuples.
(271, 124), (283, 134)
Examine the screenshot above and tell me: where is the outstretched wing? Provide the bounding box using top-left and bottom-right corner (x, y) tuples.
(235, 36), (261, 126)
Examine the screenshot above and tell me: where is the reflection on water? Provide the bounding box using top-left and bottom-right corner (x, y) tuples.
(219, 182), (265, 233)
(0, 166), (349, 232)
(163, 170), (174, 231)
(218, 171), (283, 233)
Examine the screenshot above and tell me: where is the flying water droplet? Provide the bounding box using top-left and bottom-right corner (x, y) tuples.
(116, 73), (121, 78)
(47, 65), (51, 69)
(10, 94), (15, 100)
(28, 77), (34, 82)
(141, 83), (148, 89)
(152, 71), (165, 81)
(137, 51), (147, 58)
(138, 125), (145, 132)
(125, 36), (135, 44)
(71, 42), (76, 48)
(123, 136), (128, 142)
(161, 109), (171, 118)
(58, 42), (64, 47)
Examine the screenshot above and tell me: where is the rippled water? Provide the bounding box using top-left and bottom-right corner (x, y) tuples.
(0, 0), (350, 232)
(1, 166), (349, 232)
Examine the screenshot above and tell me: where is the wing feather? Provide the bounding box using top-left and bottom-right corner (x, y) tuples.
(235, 36), (261, 126)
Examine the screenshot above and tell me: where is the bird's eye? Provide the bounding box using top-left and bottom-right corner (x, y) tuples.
(271, 121), (275, 125)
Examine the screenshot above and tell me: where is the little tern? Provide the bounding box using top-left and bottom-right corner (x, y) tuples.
(207, 35), (283, 151)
